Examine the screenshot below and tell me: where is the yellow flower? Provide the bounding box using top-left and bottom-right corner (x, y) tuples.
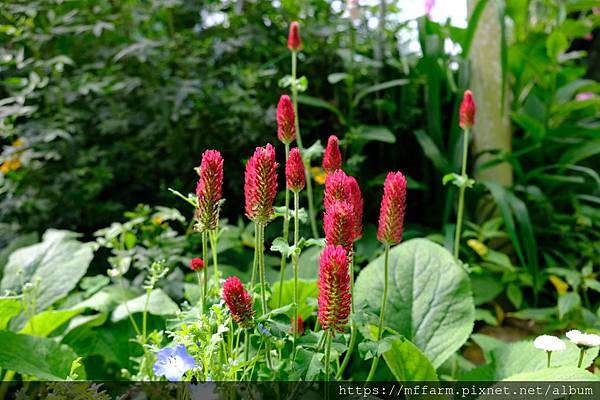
(0, 158), (22, 173)
(151, 215), (163, 225)
(310, 166), (327, 185)
(549, 275), (568, 295)
(467, 239), (488, 257)
(11, 138), (24, 147)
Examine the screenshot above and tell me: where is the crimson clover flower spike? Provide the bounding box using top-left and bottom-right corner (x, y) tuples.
(286, 147), (305, 192)
(323, 135), (342, 174)
(459, 90), (475, 129)
(223, 276), (255, 328)
(377, 171), (407, 245)
(317, 244), (351, 334)
(189, 257), (204, 272)
(195, 150), (223, 232)
(347, 176), (363, 241)
(287, 21), (302, 51)
(277, 95), (296, 144)
(323, 169), (350, 212)
(244, 144), (278, 224)
(324, 201), (354, 252)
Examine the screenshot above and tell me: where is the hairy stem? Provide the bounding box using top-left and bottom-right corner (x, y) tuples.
(278, 143), (291, 307)
(202, 231), (209, 312)
(291, 50), (318, 238)
(337, 251), (356, 378)
(453, 128), (470, 259)
(366, 243), (390, 382)
(324, 330), (332, 381)
(292, 191), (300, 361)
(578, 348), (586, 368)
(250, 224), (258, 291)
(209, 229), (220, 283)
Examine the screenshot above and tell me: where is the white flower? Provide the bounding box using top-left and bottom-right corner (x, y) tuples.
(566, 330), (600, 348)
(533, 335), (566, 352)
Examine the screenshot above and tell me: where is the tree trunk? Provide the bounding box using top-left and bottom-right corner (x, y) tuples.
(467, 0), (512, 186)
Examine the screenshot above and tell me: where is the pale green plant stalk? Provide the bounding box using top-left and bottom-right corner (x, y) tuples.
(577, 348), (586, 368)
(256, 223), (273, 368)
(209, 229), (220, 282)
(324, 330), (332, 381)
(250, 224), (258, 291)
(453, 128), (470, 259)
(337, 251), (356, 378)
(278, 143), (291, 307)
(202, 231), (209, 312)
(142, 286), (151, 343)
(292, 191), (300, 360)
(291, 50), (318, 238)
(366, 243), (391, 382)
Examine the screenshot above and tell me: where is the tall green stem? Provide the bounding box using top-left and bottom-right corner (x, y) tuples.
(337, 252), (356, 378)
(118, 275), (141, 336)
(250, 224), (258, 291)
(292, 191), (300, 361)
(546, 351), (552, 368)
(324, 330), (332, 381)
(257, 223), (272, 368)
(142, 286), (152, 343)
(209, 229), (220, 283)
(202, 232), (209, 312)
(453, 128), (470, 259)
(291, 50), (318, 238)
(278, 143), (291, 307)
(366, 243), (390, 382)
(578, 348), (586, 368)
(258, 224), (268, 315)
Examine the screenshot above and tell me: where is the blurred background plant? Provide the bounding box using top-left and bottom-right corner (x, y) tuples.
(0, 0), (599, 381)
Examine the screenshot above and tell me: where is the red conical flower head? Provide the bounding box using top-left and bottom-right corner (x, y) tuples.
(323, 135), (342, 174)
(377, 172), (407, 245)
(324, 201), (354, 252)
(459, 90), (475, 129)
(244, 144), (278, 224)
(195, 150), (224, 232)
(347, 176), (363, 241)
(223, 276), (255, 328)
(277, 95), (296, 144)
(189, 258), (205, 272)
(324, 169), (350, 212)
(286, 147), (305, 192)
(318, 245), (351, 334)
(287, 21), (302, 51)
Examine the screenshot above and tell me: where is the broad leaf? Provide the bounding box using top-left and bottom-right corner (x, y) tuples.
(0, 296), (21, 329)
(355, 238), (474, 368)
(462, 339), (598, 381)
(20, 308), (83, 337)
(111, 288), (179, 322)
(504, 365), (600, 381)
(374, 328), (438, 382)
(1, 230), (95, 329)
(0, 331), (81, 380)
(268, 279), (318, 320)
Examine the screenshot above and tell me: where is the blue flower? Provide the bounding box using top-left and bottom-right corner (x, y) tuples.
(153, 345), (196, 381)
(257, 322), (271, 336)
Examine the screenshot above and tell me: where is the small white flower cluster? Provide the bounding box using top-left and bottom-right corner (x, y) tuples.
(533, 330), (600, 352)
(566, 330), (600, 348)
(533, 335), (566, 352)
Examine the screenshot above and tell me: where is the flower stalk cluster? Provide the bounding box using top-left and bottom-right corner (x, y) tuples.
(453, 90), (476, 259)
(194, 150), (224, 308)
(367, 171), (407, 382)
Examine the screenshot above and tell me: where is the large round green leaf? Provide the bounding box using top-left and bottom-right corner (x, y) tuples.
(355, 238), (475, 368)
